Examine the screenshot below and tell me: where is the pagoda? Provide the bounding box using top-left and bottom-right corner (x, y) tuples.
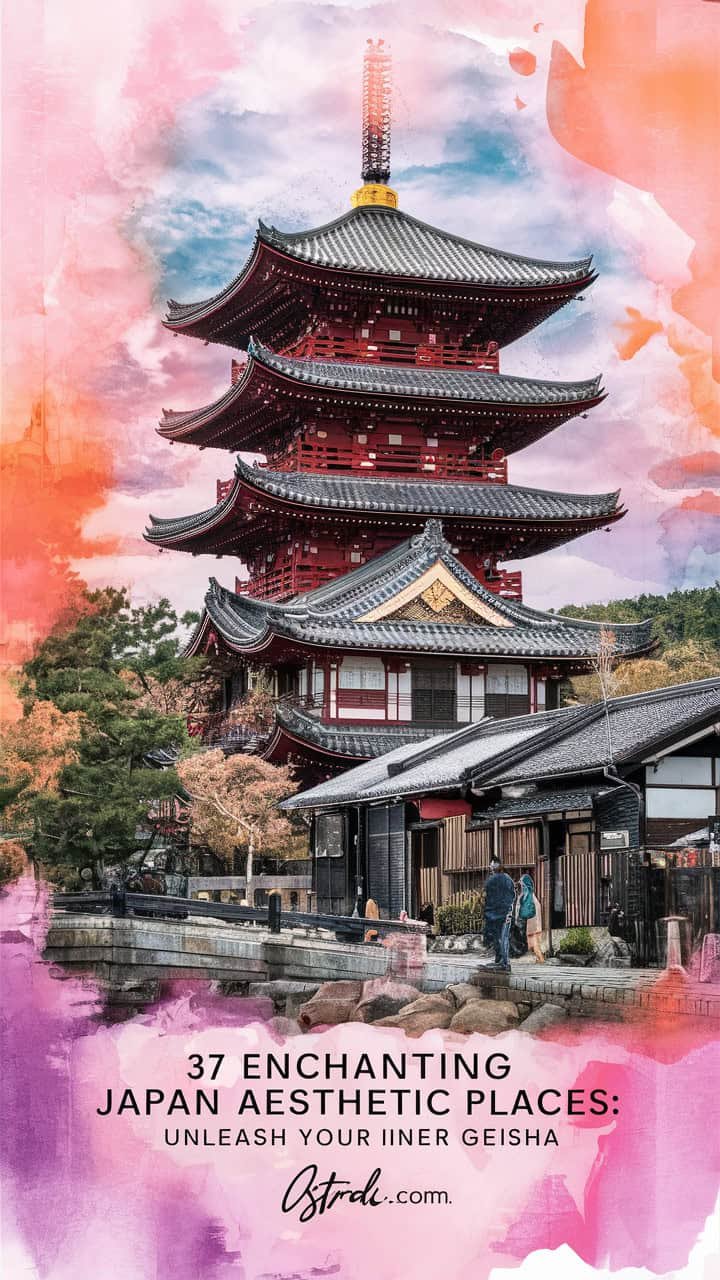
(146, 40), (652, 776)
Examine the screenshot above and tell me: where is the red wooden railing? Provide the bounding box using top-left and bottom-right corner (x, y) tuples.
(288, 331), (500, 371)
(336, 688), (386, 710)
(263, 440), (507, 483)
(240, 564), (338, 600)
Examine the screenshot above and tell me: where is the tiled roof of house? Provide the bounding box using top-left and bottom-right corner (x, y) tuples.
(282, 679), (720, 809)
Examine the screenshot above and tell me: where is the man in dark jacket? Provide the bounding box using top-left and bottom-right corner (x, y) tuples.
(482, 858), (516, 970)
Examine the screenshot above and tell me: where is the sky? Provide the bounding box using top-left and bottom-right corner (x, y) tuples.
(2, 0), (719, 660)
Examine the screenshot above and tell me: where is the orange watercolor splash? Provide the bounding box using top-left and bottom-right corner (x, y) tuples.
(547, 0), (720, 393)
(1, 0), (241, 660)
(649, 451), (720, 490)
(615, 306), (664, 361)
(509, 47), (537, 75)
(665, 325), (720, 438)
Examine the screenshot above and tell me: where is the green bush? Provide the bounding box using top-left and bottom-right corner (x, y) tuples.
(557, 926), (595, 955)
(436, 891), (485, 936)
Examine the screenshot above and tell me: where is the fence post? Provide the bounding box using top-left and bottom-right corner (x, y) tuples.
(111, 888), (127, 918)
(268, 891), (282, 935)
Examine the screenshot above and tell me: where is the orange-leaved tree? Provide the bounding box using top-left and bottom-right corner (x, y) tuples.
(177, 750), (298, 899)
(0, 701), (82, 824)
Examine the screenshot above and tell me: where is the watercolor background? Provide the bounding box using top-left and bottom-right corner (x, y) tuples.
(2, 875), (720, 1280)
(2, 0), (719, 673)
(2, 6), (720, 1271)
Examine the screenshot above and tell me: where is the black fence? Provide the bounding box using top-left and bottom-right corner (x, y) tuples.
(52, 890), (428, 945)
(601, 856), (720, 967)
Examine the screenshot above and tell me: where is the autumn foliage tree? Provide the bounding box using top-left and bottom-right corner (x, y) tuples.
(569, 638), (720, 704)
(0, 840), (28, 887)
(177, 750), (298, 898)
(0, 701), (82, 824)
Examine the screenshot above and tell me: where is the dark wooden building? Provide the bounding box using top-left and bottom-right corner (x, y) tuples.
(283, 678), (720, 956)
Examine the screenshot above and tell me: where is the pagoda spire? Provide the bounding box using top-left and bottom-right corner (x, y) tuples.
(351, 39), (398, 210)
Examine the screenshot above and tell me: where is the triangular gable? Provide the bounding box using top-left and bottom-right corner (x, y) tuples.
(356, 560), (512, 627)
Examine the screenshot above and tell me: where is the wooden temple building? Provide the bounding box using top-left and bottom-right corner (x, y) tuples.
(146, 40), (652, 778)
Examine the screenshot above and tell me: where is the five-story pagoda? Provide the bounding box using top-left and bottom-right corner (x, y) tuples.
(147, 40), (652, 775)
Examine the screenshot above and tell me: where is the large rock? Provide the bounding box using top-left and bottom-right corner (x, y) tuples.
(297, 980), (364, 1029)
(446, 982), (479, 1009)
(594, 937), (632, 969)
(266, 1015), (303, 1038)
(249, 980), (320, 1017)
(519, 1003), (569, 1034)
(352, 979), (420, 1024)
(449, 999), (519, 1035)
(375, 993), (454, 1036)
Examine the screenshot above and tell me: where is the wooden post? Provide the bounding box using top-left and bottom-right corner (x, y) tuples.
(268, 890), (282, 934)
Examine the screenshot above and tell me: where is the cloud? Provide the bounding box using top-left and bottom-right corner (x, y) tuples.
(5, 0), (718, 637)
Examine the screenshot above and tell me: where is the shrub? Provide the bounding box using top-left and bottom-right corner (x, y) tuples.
(436, 891), (485, 935)
(557, 926), (595, 955)
(0, 840), (27, 887)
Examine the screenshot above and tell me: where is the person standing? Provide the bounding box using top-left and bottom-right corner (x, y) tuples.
(483, 857), (516, 970)
(518, 872), (544, 963)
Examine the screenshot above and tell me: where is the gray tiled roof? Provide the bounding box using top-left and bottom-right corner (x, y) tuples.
(189, 521), (653, 659)
(258, 206), (593, 288)
(273, 705), (441, 759)
(204, 589), (653, 660)
(235, 461), (621, 520)
(488, 682), (720, 784)
(283, 679), (720, 809)
(145, 461), (622, 543)
(281, 729), (461, 809)
(247, 339), (603, 407)
(469, 786), (603, 824)
(282, 716), (553, 808)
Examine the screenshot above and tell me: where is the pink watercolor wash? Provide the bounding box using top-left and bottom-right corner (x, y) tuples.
(2, 875), (719, 1279)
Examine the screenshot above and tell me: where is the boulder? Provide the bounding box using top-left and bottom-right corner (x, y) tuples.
(519, 1003), (569, 1034)
(446, 982), (479, 1009)
(352, 979), (420, 1024)
(594, 937), (632, 969)
(297, 980), (364, 1029)
(449, 999), (519, 1035)
(266, 1015), (302, 1038)
(375, 992), (454, 1036)
(249, 980), (320, 1017)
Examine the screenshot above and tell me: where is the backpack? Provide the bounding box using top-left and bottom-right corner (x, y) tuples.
(518, 886), (536, 920)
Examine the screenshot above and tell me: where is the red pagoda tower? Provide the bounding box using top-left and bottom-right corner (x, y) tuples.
(147, 40), (652, 775)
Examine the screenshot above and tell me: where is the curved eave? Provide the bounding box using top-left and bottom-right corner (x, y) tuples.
(249, 341), (606, 414)
(145, 469), (626, 555)
(157, 351), (605, 449)
(263, 240), (597, 298)
(164, 234), (264, 332)
(157, 364), (254, 443)
(220, 629), (652, 664)
(258, 209), (595, 292)
(262, 722), (373, 766)
(162, 219), (596, 345)
(194, 586), (653, 664)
